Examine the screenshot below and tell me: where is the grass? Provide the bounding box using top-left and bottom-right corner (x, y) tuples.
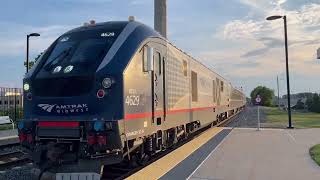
(310, 144), (320, 166)
(264, 107), (320, 128)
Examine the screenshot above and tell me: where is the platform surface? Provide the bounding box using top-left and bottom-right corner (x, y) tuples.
(0, 129), (17, 138)
(188, 128), (320, 180)
(0, 129), (18, 145)
(127, 127), (231, 180)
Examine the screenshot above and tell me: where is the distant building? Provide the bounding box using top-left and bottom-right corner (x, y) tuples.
(0, 88), (23, 111)
(273, 94), (308, 109)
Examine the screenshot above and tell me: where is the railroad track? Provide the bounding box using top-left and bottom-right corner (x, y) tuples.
(0, 143), (32, 170)
(218, 113), (241, 127)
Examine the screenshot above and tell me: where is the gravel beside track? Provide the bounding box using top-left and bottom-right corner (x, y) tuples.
(0, 164), (33, 180)
(0, 143), (21, 154)
(0, 143), (33, 180)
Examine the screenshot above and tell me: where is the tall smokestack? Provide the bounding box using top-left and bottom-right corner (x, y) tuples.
(154, 0), (167, 38)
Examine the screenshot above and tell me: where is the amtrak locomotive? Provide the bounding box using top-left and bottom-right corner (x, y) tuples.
(19, 19), (245, 176)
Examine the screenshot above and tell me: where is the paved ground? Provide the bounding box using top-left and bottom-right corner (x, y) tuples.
(188, 128), (320, 180)
(226, 105), (267, 128)
(0, 129), (17, 139)
(128, 127), (230, 180)
(0, 129), (18, 146)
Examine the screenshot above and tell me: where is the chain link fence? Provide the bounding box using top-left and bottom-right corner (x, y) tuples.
(0, 87), (23, 125)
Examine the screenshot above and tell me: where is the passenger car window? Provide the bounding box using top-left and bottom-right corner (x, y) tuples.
(213, 80), (216, 102)
(221, 81), (224, 92)
(191, 71), (198, 102)
(183, 60), (187, 76)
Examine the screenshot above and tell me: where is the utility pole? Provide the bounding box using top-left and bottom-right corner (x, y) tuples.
(277, 76), (280, 109)
(154, 0), (167, 38)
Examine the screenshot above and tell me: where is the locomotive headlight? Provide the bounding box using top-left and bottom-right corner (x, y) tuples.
(23, 83), (30, 91)
(102, 78), (113, 89)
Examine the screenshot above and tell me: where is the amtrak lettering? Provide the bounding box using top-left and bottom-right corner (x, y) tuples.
(126, 129), (144, 137)
(38, 104), (89, 114)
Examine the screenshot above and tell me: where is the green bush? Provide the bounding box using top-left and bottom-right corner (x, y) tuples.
(250, 86), (274, 107)
(306, 94), (320, 113)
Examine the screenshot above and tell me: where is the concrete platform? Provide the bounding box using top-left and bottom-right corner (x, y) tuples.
(0, 129), (18, 145)
(127, 127), (231, 180)
(188, 128), (320, 180)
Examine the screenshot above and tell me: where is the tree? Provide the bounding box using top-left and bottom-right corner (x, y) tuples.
(24, 51), (44, 70)
(295, 99), (305, 110)
(307, 94), (320, 113)
(250, 86), (274, 106)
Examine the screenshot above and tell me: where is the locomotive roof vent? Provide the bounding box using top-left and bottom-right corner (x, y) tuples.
(83, 20), (96, 26)
(128, 16), (135, 22)
(89, 20), (96, 25)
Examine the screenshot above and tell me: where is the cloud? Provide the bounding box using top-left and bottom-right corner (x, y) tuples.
(0, 23), (75, 58)
(130, 0), (151, 5)
(238, 0), (287, 14)
(210, 2), (320, 79)
(241, 48), (268, 58)
(59, 0), (112, 3)
(300, 3), (320, 27)
(221, 20), (264, 40)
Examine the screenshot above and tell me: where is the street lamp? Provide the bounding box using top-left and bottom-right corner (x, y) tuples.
(26, 33), (40, 73)
(266, 15), (293, 128)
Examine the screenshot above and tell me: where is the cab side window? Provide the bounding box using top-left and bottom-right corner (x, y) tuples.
(143, 46), (148, 72)
(154, 51), (161, 75)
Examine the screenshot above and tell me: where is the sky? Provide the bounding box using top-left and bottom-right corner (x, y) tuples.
(0, 0), (319, 96)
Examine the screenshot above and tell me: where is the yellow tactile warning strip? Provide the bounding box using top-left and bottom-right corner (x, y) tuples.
(126, 127), (225, 180)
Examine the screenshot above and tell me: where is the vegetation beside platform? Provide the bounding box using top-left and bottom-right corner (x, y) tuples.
(310, 144), (320, 166)
(264, 107), (320, 128)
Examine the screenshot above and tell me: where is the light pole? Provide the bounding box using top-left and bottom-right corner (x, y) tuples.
(266, 15), (293, 128)
(277, 75), (280, 109)
(26, 33), (40, 73)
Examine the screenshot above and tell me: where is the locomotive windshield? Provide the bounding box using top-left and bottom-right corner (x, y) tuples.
(32, 23), (127, 97)
(36, 27), (123, 78)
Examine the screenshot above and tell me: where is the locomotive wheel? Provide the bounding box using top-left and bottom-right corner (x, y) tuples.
(135, 144), (151, 166)
(136, 152), (150, 166)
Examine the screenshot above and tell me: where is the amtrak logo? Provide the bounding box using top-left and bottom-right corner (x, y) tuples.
(37, 104), (89, 114)
(38, 104), (56, 112)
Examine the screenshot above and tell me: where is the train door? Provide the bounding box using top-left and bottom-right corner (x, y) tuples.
(152, 50), (165, 127)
